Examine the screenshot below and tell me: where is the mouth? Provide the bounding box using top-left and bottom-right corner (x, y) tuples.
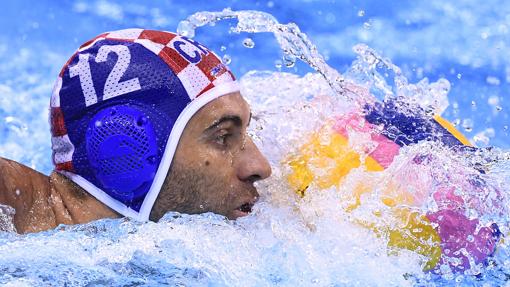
(238, 202), (254, 213)
(230, 200), (256, 219)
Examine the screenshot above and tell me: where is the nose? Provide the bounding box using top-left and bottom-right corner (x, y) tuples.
(236, 136), (272, 183)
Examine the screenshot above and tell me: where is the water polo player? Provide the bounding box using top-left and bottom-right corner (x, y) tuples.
(0, 28), (271, 233)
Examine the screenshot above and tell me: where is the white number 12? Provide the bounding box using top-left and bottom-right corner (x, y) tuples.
(69, 45), (141, 107)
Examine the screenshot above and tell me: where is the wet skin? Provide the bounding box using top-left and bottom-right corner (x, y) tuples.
(0, 92), (271, 233)
(150, 92), (272, 221)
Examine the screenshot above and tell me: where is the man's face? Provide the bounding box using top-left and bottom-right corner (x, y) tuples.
(150, 92), (272, 221)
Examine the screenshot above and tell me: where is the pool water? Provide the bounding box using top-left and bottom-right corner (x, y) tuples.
(1, 1), (510, 286)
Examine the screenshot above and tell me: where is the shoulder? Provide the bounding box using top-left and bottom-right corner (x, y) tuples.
(0, 157), (56, 233)
(0, 157), (48, 195)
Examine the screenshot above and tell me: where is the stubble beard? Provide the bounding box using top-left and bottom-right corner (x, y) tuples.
(149, 162), (229, 221)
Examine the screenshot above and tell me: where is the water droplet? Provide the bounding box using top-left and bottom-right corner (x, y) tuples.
(94, 120), (102, 127)
(220, 45), (227, 52)
(222, 54), (231, 65)
(485, 128), (496, 138)
(177, 20), (195, 38)
(199, 205), (204, 209)
(274, 59), (282, 69)
(357, 10), (365, 17)
(488, 96), (500, 106)
(496, 106), (503, 112)
(283, 54), (296, 68)
(467, 235), (474, 242)
(363, 21), (371, 29)
(242, 38), (255, 48)
(4, 116), (28, 137)
(471, 101), (476, 107)
(15, 189), (20, 196)
(457, 73), (462, 79)
(462, 119), (473, 132)
(486, 76), (500, 85)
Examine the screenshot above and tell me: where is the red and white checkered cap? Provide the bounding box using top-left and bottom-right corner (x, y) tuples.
(56, 28), (238, 100)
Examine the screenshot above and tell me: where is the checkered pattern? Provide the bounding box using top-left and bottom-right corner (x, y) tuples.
(50, 76), (76, 172)
(60, 28), (234, 100)
(51, 28), (236, 175)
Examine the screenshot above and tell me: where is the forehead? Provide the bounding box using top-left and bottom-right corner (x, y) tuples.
(188, 92), (250, 130)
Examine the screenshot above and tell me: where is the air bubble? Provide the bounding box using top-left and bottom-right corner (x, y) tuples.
(243, 38), (255, 48)
(220, 45), (227, 52)
(363, 21), (372, 29)
(457, 73), (462, 79)
(357, 10), (365, 17)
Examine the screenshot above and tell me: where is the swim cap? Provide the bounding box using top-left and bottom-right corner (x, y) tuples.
(49, 28), (239, 220)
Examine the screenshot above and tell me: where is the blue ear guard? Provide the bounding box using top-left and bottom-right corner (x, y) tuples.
(86, 105), (159, 201)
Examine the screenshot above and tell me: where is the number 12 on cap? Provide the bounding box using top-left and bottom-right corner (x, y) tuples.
(69, 45), (142, 107)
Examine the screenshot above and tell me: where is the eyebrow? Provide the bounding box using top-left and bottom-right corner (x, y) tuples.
(204, 115), (243, 133)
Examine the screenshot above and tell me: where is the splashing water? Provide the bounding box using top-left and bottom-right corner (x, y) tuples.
(178, 8), (369, 107)
(0, 205), (16, 233)
(0, 8), (509, 287)
(181, 8), (510, 283)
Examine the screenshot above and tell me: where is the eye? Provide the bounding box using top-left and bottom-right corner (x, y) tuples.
(214, 132), (231, 146)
